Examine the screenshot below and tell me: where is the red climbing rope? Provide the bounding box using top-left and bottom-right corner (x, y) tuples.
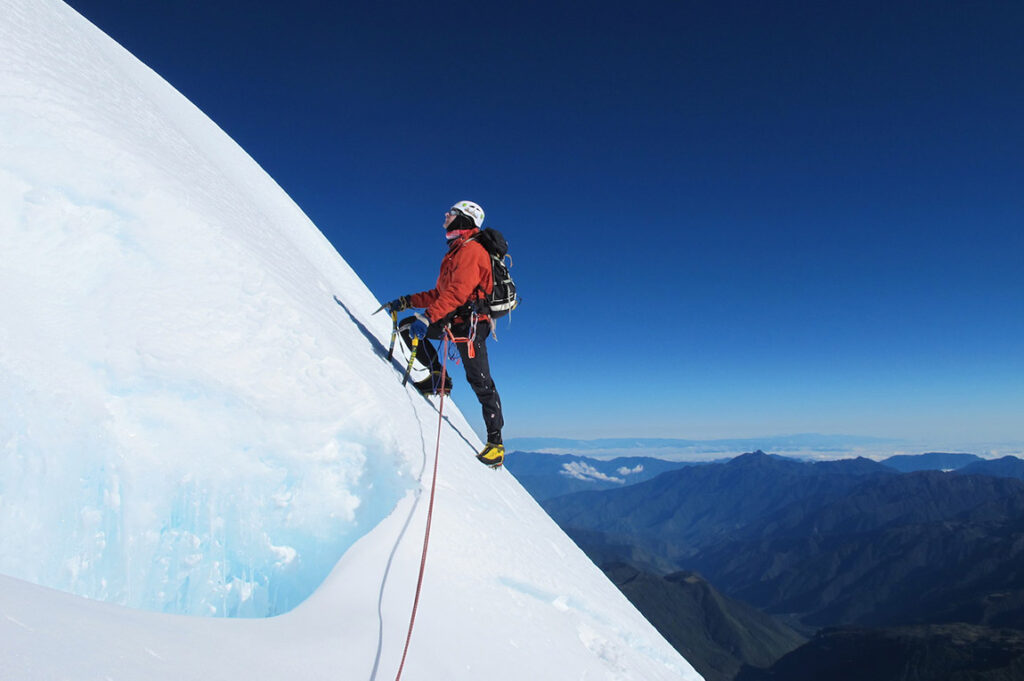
(393, 330), (450, 681)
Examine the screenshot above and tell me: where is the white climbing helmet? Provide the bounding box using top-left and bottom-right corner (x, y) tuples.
(450, 200), (485, 228)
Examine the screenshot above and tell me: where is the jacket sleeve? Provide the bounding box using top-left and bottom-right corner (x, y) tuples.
(407, 289), (438, 310)
(425, 241), (491, 323)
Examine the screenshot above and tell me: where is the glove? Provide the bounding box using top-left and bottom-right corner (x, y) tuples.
(409, 313), (430, 340)
(385, 295), (410, 313)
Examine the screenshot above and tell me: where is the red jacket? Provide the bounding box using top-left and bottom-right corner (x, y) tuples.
(409, 230), (493, 323)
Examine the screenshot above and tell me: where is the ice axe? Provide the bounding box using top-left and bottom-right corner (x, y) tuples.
(386, 309), (399, 360)
(401, 336), (419, 386)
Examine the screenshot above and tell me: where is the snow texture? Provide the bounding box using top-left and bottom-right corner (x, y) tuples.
(0, 0), (701, 678)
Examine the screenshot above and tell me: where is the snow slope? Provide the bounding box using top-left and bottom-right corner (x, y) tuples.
(0, 1), (700, 678)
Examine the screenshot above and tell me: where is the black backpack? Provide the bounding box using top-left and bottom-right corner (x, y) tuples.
(472, 228), (519, 319)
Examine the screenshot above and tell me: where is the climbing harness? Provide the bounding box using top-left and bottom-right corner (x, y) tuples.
(445, 311), (478, 360)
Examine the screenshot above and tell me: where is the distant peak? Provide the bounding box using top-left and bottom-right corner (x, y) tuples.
(729, 450), (772, 463)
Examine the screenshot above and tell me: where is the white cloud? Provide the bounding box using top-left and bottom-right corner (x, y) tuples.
(560, 462), (625, 484)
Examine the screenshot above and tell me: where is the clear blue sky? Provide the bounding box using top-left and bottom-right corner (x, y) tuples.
(67, 0), (1023, 448)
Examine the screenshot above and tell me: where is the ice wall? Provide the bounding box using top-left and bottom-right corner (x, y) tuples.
(0, 0), (415, 617)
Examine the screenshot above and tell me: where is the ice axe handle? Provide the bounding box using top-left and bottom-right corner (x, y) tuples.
(387, 310), (399, 361)
(402, 337), (419, 386)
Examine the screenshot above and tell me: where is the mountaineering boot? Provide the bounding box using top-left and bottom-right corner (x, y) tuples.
(476, 442), (505, 468)
(413, 372), (452, 396)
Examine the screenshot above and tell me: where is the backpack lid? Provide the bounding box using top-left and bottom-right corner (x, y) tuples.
(473, 227), (509, 258)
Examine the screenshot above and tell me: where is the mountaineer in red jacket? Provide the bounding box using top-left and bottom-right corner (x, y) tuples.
(385, 200), (505, 468)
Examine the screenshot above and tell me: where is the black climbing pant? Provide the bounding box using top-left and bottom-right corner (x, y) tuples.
(400, 317), (503, 444)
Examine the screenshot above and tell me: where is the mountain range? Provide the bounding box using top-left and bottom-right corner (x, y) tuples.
(540, 451), (1024, 629)
(540, 452), (894, 569)
(879, 451), (983, 472)
(513, 450), (1024, 679)
(503, 450), (694, 501)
